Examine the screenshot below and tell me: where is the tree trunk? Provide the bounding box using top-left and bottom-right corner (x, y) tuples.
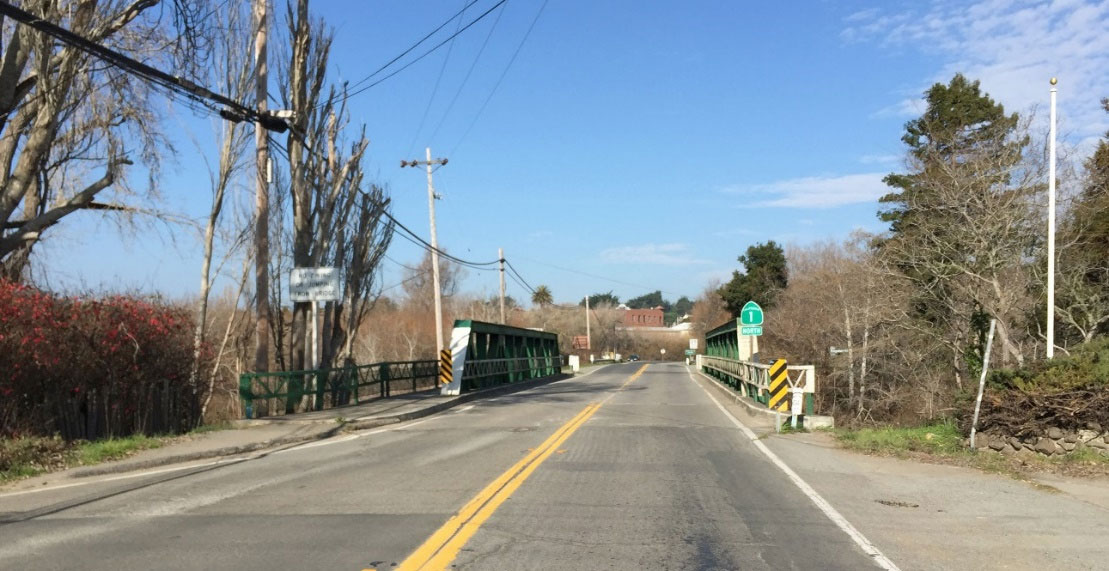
(843, 304), (855, 409)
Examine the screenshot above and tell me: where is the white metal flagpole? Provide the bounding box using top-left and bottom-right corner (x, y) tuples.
(1047, 78), (1057, 359)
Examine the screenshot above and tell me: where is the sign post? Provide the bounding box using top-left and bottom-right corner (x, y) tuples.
(739, 301), (764, 361)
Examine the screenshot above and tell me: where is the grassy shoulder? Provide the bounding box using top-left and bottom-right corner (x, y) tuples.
(0, 422), (238, 484)
(834, 422), (1109, 479)
(0, 434), (166, 483)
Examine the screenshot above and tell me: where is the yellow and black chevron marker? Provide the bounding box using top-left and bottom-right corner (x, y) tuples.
(767, 358), (790, 412)
(439, 349), (453, 386)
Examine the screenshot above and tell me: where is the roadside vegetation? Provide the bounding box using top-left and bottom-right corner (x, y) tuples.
(0, 434), (166, 484)
(834, 423), (1109, 479)
(699, 78), (1109, 449)
(692, 78), (1109, 479)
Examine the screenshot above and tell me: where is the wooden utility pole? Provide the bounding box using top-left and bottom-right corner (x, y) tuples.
(585, 295), (591, 350)
(401, 149), (448, 362)
(252, 0), (270, 373)
(498, 247), (506, 324)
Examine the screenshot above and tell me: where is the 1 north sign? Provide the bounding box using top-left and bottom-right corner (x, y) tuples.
(740, 301), (764, 326)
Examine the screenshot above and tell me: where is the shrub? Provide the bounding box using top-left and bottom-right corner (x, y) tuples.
(956, 338), (1109, 437)
(0, 280), (209, 439)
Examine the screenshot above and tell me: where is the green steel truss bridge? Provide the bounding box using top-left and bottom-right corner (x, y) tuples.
(239, 320), (563, 418)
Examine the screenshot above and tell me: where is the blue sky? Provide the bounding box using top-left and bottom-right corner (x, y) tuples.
(34, 0), (1109, 306)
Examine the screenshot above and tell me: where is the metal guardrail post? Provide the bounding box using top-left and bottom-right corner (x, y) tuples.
(314, 369), (326, 411)
(239, 374), (254, 419)
(379, 363), (390, 398)
(348, 363), (359, 405)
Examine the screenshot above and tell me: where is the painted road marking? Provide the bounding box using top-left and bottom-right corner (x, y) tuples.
(0, 363), (626, 500)
(395, 364), (648, 570)
(686, 368), (902, 571)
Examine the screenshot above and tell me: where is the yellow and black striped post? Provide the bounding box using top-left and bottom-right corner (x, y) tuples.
(439, 349), (453, 387)
(767, 358), (789, 412)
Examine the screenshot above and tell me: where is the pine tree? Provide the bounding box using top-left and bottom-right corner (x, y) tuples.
(718, 241), (787, 316)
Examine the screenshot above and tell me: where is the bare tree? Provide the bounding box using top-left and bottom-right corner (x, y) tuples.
(272, 0), (394, 376)
(0, 0), (211, 279)
(189, 1), (253, 402)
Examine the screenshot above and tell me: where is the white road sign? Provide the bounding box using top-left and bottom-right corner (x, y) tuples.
(290, 267), (340, 302)
(689, 338), (698, 350)
(791, 388), (804, 416)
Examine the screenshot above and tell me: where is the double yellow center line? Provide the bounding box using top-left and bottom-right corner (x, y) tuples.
(395, 364), (648, 570)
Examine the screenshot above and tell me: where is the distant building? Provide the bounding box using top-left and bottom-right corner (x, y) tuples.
(623, 307), (664, 328)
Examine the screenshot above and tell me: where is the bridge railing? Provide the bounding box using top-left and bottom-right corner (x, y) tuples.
(700, 356), (815, 414)
(462, 355), (565, 391)
(238, 359), (438, 419)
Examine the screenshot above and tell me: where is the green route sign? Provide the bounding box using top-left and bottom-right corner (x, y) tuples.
(740, 301), (764, 326)
(740, 325), (763, 336)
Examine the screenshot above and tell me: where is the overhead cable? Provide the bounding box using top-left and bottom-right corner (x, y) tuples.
(427, 0), (507, 144)
(449, 0), (548, 156)
(0, 1), (285, 131)
(323, 0), (508, 107)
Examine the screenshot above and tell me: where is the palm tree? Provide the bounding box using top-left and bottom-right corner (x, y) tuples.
(531, 285), (553, 306)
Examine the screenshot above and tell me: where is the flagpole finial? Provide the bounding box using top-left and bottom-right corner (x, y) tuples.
(1050, 77), (1057, 85)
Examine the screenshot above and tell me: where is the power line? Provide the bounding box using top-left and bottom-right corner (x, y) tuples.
(345, 0), (481, 94)
(0, 1), (286, 132)
(267, 135), (499, 273)
(323, 0), (507, 108)
(505, 259), (535, 293)
(515, 256), (682, 297)
(405, 0), (471, 157)
(427, 0), (507, 145)
(449, 0), (548, 157)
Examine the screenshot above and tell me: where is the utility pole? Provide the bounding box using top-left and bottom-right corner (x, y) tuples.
(1047, 77), (1058, 359)
(252, 0), (270, 373)
(585, 295), (591, 350)
(401, 148), (449, 366)
(498, 247), (506, 324)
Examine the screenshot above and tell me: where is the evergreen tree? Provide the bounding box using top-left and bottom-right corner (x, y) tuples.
(531, 285), (553, 306)
(880, 74), (1024, 235)
(580, 291), (620, 307)
(718, 241), (787, 317)
(876, 73), (1033, 368)
(627, 290), (669, 310)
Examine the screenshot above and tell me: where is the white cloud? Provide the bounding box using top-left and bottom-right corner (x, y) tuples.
(722, 173), (889, 208)
(859, 153), (901, 165)
(846, 1), (1109, 142)
(870, 97), (925, 119)
(712, 228), (758, 238)
(599, 243), (711, 266)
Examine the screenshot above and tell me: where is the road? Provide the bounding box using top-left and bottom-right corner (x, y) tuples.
(0, 363), (903, 569)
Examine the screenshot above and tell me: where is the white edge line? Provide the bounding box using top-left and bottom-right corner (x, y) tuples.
(686, 369), (902, 571)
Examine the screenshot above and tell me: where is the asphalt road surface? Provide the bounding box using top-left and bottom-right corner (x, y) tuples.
(0, 363), (893, 570)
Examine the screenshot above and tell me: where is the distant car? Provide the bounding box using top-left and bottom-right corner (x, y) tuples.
(628, 354), (639, 362)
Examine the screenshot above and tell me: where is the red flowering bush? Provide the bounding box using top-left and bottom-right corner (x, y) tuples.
(0, 281), (209, 439)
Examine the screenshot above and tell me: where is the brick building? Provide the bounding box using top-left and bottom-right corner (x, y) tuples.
(623, 307), (664, 328)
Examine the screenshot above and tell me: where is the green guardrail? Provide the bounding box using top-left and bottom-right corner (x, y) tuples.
(238, 360), (438, 419)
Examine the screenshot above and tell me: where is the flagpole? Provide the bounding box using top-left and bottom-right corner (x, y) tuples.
(1047, 77), (1057, 359)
